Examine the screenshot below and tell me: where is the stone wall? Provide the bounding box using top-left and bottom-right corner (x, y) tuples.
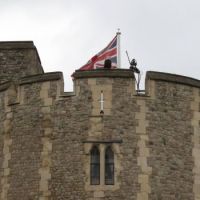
(147, 81), (194, 200)
(0, 42), (200, 200)
(0, 41), (43, 84)
(0, 88), (5, 198)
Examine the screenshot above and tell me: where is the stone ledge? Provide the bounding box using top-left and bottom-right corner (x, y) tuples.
(0, 72), (62, 91)
(82, 140), (123, 143)
(20, 72), (63, 85)
(0, 41), (35, 49)
(146, 71), (200, 88)
(59, 92), (75, 97)
(73, 69), (135, 79)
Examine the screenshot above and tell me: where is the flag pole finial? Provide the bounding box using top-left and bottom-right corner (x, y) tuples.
(117, 28), (121, 35)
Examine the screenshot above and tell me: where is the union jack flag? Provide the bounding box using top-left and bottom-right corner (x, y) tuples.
(78, 35), (118, 70)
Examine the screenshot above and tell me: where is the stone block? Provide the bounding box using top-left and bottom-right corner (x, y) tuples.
(42, 157), (51, 167)
(4, 168), (10, 176)
(138, 174), (149, 184)
(41, 107), (51, 114)
(137, 192), (148, 200)
(43, 140), (52, 152)
(6, 112), (13, 119)
(193, 184), (200, 195)
(39, 180), (48, 192)
(191, 101), (199, 111)
(136, 125), (146, 134)
(44, 128), (52, 136)
(43, 98), (53, 106)
(39, 168), (51, 180)
(139, 147), (150, 157)
(94, 191), (105, 198)
(88, 78), (97, 85)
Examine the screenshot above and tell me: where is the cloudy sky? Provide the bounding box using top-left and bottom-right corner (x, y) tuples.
(1, 0), (200, 91)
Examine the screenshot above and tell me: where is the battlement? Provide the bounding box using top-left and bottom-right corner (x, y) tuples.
(1, 67), (200, 103)
(0, 41), (43, 84)
(0, 42), (200, 200)
(146, 71), (200, 88)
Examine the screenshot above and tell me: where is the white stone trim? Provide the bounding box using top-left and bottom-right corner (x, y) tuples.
(136, 99), (152, 200)
(39, 82), (53, 200)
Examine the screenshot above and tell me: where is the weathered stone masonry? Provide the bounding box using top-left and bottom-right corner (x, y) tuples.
(191, 88), (200, 200)
(1, 88), (13, 200)
(136, 99), (152, 200)
(0, 41), (200, 200)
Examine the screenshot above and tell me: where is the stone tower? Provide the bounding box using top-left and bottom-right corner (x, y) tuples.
(0, 41), (199, 200)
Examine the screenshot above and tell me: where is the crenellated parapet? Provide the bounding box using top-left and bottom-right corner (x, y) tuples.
(0, 41), (200, 200)
(0, 41), (43, 84)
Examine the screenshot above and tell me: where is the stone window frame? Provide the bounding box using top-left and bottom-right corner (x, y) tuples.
(84, 141), (121, 191)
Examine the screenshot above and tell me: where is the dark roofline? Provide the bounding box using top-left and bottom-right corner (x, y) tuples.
(146, 71), (200, 88)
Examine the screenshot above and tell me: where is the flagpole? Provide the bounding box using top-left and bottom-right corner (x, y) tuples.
(116, 29), (121, 68)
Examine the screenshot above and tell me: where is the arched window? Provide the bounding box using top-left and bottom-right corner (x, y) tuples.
(105, 146), (114, 185)
(90, 146), (100, 185)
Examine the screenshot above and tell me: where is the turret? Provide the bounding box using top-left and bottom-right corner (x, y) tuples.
(0, 41), (43, 84)
(73, 69), (136, 116)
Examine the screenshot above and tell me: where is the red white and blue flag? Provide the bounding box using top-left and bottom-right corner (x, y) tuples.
(78, 34), (118, 70)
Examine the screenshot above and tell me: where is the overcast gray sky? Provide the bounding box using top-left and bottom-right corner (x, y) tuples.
(1, 0), (200, 91)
